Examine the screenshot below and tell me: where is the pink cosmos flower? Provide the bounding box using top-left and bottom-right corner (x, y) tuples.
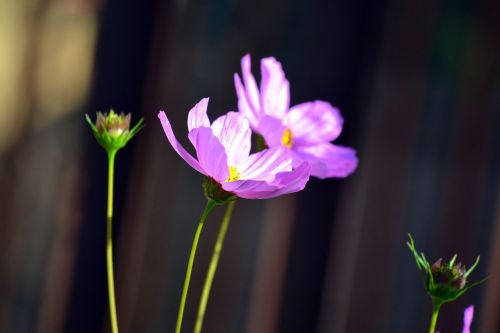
(234, 54), (358, 179)
(158, 98), (310, 199)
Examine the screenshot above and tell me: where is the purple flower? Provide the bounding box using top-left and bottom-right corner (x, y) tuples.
(234, 54), (358, 179)
(462, 305), (474, 333)
(158, 98), (310, 200)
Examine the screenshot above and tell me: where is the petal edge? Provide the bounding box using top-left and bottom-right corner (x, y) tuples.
(158, 111), (206, 175)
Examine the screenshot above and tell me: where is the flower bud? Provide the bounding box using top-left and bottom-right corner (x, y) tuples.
(407, 234), (485, 305)
(426, 257), (469, 302)
(431, 258), (466, 288)
(86, 110), (144, 153)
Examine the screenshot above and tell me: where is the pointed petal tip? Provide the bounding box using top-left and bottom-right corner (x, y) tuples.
(241, 53), (251, 66)
(261, 56), (280, 66)
(234, 72), (242, 85)
(157, 108), (206, 175)
(188, 99), (211, 131)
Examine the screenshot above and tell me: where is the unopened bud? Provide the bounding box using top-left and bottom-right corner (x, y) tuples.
(407, 234), (485, 305)
(86, 110), (143, 153)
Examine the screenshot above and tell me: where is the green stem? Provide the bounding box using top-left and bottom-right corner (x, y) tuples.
(175, 200), (217, 333)
(194, 200), (236, 333)
(106, 150), (119, 333)
(428, 301), (442, 333)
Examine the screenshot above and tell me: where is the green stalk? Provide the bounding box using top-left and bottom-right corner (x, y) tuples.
(428, 301), (442, 333)
(194, 200), (236, 333)
(175, 200), (217, 333)
(106, 150), (119, 333)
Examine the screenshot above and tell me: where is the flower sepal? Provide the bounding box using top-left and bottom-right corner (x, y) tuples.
(86, 110), (144, 153)
(203, 177), (237, 205)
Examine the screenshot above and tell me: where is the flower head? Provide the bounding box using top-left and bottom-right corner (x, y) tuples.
(158, 98), (310, 201)
(86, 110), (144, 153)
(234, 54), (358, 179)
(407, 234), (485, 305)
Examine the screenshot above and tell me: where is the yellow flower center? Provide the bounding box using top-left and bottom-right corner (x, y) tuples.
(281, 128), (293, 148)
(226, 166), (240, 182)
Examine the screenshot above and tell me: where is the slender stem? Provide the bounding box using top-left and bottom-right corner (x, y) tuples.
(175, 200), (217, 333)
(428, 301), (442, 333)
(106, 150), (119, 333)
(194, 200), (236, 333)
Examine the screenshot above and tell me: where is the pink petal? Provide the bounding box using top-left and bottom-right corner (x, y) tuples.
(268, 161), (310, 195)
(211, 112), (251, 167)
(291, 148), (328, 176)
(234, 73), (260, 129)
(187, 98), (210, 131)
(257, 115), (288, 147)
(260, 57), (290, 119)
(241, 54), (261, 113)
(240, 146), (292, 181)
(158, 111), (205, 175)
(286, 101), (344, 145)
(462, 305), (474, 333)
(223, 161), (310, 199)
(188, 127), (229, 182)
(294, 143), (358, 179)
(222, 179), (278, 199)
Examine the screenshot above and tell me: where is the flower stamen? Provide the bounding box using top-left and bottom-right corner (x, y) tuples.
(281, 128), (293, 148)
(226, 166), (240, 182)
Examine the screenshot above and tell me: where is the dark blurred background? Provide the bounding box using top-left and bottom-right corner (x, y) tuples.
(0, 0), (499, 332)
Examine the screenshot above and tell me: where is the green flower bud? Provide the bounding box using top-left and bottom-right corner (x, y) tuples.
(86, 110), (144, 153)
(407, 234), (486, 305)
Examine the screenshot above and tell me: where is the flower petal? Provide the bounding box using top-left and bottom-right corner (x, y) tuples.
(235, 55), (261, 130)
(210, 112), (251, 167)
(462, 305), (474, 333)
(294, 143), (358, 179)
(257, 115), (288, 147)
(188, 127), (229, 182)
(223, 161), (310, 199)
(269, 161), (310, 195)
(239, 146), (292, 181)
(260, 57), (290, 119)
(286, 101), (344, 145)
(158, 111), (205, 175)
(234, 73), (260, 129)
(187, 98), (210, 131)
(241, 54), (261, 113)
(222, 179), (278, 199)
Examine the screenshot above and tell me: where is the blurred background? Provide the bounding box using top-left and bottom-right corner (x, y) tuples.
(0, 0), (499, 332)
